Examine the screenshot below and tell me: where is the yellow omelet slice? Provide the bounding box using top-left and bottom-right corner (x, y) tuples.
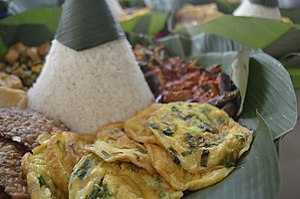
(45, 131), (94, 194)
(69, 154), (183, 199)
(124, 103), (162, 144)
(69, 154), (108, 199)
(87, 123), (156, 174)
(22, 134), (67, 199)
(145, 143), (234, 191)
(148, 102), (252, 173)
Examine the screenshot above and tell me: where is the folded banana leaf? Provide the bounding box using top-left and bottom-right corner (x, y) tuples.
(120, 12), (169, 36)
(0, 7), (168, 57)
(0, 7), (61, 56)
(175, 15), (300, 58)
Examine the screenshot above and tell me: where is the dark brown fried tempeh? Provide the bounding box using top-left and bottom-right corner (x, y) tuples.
(0, 138), (29, 199)
(0, 108), (67, 150)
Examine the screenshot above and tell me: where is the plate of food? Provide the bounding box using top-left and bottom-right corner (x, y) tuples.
(0, 0), (297, 199)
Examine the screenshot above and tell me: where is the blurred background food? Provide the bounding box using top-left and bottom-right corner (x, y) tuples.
(0, 42), (50, 89)
(175, 3), (223, 29)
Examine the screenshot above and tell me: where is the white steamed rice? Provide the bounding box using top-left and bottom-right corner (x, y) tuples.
(28, 38), (154, 133)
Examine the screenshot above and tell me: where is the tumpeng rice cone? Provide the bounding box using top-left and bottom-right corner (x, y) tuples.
(28, 0), (154, 133)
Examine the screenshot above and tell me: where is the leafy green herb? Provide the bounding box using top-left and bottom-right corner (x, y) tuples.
(162, 128), (174, 136)
(155, 174), (163, 182)
(38, 175), (47, 187)
(128, 164), (139, 172)
(149, 122), (159, 129)
(137, 148), (148, 154)
(181, 150), (192, 156)
(168, 147), (180, 165)
(197, 122), (217, 134)
(87, 184), (106, 199)
(234, 134), (246, 142)
(200, 149), (210, 167)
(101, 150), (110, 159)
(184, 132), (199, 149)
(216, 117), (226, 125)
(74, 158), (92, 179)
(171, 106), (181, 113)
(183, 114), (198, 121)
(223, 158), (235, 168)
(159, 191), (167, 199)
(199, 107), (210, 114)
(217, 132), (228, 143)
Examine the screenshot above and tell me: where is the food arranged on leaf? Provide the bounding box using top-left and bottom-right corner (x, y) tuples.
(175, 3), (223, 29)
(19, 102), (252, 199)
(0, 0), (254, 198)
(134, 44), (240, 117)
(0, 108), (67, 198)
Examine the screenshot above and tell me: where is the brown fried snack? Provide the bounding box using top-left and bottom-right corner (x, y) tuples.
(0, 138), (29, 199)
(0, 108), (68, 199)
(0, 108), (67, 149)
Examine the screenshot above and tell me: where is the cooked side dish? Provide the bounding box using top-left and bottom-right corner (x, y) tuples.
(134, 44), (240, 117)
(0, 108), (67, 199)
(0, 108), (67, 149)
(21, 102), (252, 199)
(0, 42), (50, 89)
(0, 138), (29, 199)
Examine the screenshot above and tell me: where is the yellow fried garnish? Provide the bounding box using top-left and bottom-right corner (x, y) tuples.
(88, 123), (156, 174)
(148, 102), (252, 173)
(145, 143), (234, 191)
(22, 137), (67, 199)
(69, 154), (183, 199)
(45, 131), (93, 194)
(107, 163), (183, 199)
(68, 154), (108, 199)
(124, 103), (161, 144)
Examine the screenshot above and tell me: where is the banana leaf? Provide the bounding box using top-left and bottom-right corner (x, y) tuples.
(157, 33), (244, 58)
(119, 0), (146, 8)
(0, 7), (168, 57)
(8, 0), (63, 15)
(120, 12), (169, 36)
(287, 67), (300, 89)
(281, 8), (300, 24)
(175, 15), (300, 58)
(0, 7), (61, 56)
